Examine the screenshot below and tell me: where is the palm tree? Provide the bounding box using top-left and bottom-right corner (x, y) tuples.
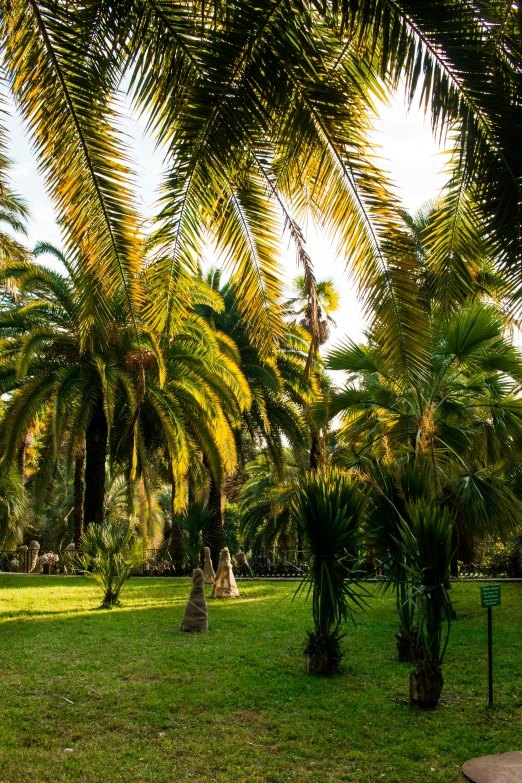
(175, 501), (214, 568)
(240, 448), (303, 554)
(75, 520), (146, 607)
(0, 245), (149, 527)
(287, 276), (340, 472)
(400, 502), (454, 708)
(196, 270), (315, 565)
(0, 247), (250, 542)
(328, 302), (522, 567)
(364, 461), (430, 662)
(0, 466), (26, 550)
(6, 0), (518, 369)
(287, 276), (339, 348)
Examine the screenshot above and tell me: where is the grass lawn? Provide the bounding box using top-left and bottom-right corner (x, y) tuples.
(0, 577), (520, 782)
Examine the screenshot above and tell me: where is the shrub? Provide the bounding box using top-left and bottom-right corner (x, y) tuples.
(292, 469), (368, 675)
(481, 542), (514, 577)
(75, 522), (146, 607)
(400, 502), (453, 708)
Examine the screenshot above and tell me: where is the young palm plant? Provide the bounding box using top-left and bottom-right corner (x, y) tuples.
(292, 469), (368, 675)
(400, 502), (454, 708)
(176, 502), (215, 569)
(365, 462), (432, 662)
(75, 521), (146, 608)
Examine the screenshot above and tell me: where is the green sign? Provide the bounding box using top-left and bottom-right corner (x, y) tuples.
(481, 584), (501, 608)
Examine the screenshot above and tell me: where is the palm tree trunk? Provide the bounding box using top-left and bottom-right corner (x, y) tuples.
(17, 431), (32, 484)
(203, 474), (224, 569)
(73, 450), (85, 545)
(84, 393), (107, 526)
(297, 531), (304, 564)
(450, 526), (459, 577)
(310, 431), (320, 472)
(170, 468), (184, 573)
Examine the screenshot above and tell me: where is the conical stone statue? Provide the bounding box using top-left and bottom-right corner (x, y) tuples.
(203, 547), (215, 585)
(211, 547), (240, 598)
(179, 568), (209, 632)
(63, 543), (76, 574)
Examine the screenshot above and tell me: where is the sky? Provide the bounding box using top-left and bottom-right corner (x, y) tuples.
(4, 89), (449, 350)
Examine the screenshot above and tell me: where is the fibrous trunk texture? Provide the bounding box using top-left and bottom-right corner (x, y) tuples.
(203, 475), (224, 570)
(84, 393), (108, 526)
(409, 664), (444, 708)
(73, 451), (85, 545)
(169, 469), (183, 572)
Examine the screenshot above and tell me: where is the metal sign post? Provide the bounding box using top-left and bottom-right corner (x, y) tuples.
(481, 584), (501, 706)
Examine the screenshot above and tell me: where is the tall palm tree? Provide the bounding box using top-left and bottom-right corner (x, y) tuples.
(287, 276), (339, 348)
(5, 0), (510, 368)
(0, 243), (153, 527)
(0, 246), (250, 539)
(196, 269), (315, 564)
(287, 276), (340, 471)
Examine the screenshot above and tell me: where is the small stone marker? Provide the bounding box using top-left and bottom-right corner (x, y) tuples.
(462, 751), (522, 782)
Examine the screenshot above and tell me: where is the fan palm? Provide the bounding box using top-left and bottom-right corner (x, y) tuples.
(175, 501), (215, 568)
(287, 276), (339, 348)
(329, 300), (522, 563)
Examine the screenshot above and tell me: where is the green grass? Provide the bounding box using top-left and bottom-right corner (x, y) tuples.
(0, 577), (520, 782)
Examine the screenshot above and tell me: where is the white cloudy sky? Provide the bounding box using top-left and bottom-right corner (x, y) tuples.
(4, 89), (449, 350)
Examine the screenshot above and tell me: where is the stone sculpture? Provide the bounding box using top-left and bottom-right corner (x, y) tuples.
(235, 550), (250, 576)
(203, 547), (215, 584)
(18, 545), (28, 573)
(28, 541), (40, 573)
(63, 543), (76, 574)
(33, 552), (59, 574)
(9, 558), (19, 573)
(179, 568), (209, 632)
(32, 556), (43, 574)
(211, 547), (240, 598)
